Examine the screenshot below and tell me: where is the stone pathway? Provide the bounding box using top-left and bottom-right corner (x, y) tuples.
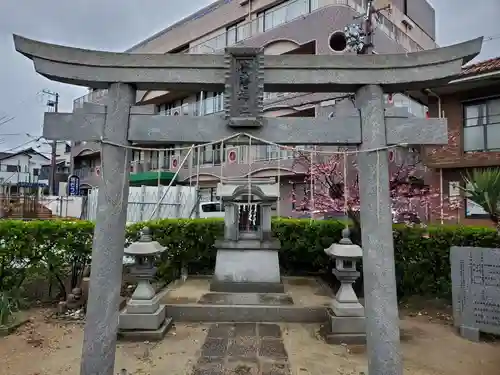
(192, 323), (291, 375)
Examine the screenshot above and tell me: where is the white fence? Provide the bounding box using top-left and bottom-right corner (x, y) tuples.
(40, 196), (84, 218)
(84, 185), (198, 223)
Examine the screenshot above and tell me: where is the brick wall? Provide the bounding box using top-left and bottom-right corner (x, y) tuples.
(423, 85), (500, 169)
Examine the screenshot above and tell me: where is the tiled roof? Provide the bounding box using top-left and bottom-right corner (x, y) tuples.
(461, 57), (500, 77)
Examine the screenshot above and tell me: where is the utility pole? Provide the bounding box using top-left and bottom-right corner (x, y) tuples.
(362, 0), (391, 55)
(43, 89), (59, 195)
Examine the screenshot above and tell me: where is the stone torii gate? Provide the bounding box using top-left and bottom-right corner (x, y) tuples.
(14, 35), (482, 375)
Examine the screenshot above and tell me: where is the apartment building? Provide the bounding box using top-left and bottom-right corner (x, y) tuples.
(72, 0), (436, 214)
(422, 57), (500, 226)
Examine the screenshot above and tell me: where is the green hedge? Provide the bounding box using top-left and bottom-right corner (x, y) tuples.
(0, 218), (498, 302)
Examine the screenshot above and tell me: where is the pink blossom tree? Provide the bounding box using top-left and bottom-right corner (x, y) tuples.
(291, 147), (460, 244)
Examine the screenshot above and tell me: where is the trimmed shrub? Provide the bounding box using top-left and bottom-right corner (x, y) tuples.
(0, 218), (498, 302)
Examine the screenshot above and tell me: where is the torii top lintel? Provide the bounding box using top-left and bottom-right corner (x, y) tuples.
(13, 34), (482, 93)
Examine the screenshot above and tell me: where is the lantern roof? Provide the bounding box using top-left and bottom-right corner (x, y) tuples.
(324, 228), (363, 258)
(125, 227), (166, 256)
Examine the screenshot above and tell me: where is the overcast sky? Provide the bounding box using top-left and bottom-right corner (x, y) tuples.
(0, 0), (498, 151)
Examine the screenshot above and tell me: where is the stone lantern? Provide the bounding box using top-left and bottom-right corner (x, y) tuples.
(118, 227), (172, 340)
(323, 228), (366, 344)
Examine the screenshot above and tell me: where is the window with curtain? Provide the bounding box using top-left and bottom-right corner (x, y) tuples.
(463, 97), (500, 152)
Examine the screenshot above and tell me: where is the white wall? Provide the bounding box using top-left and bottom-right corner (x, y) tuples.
(40, 195), (83, 218)
(55, 141), (71, 165)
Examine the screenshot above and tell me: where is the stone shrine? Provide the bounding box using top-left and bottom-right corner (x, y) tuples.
(450, 246), (500, 341)
(211, 177), (284, 293)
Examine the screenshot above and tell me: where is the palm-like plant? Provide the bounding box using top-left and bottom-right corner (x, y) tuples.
(461, 168), (500, 230)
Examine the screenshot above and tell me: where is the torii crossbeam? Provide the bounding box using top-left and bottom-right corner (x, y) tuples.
(13, 34), (482, 375)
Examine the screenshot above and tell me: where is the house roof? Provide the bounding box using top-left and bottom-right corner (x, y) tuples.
(41, 159), (66, 167)
(0, 147), (50, 161)
(461, 56), (500, 77)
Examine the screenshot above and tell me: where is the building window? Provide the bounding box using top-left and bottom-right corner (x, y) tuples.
(202, 145), (213, 164)
(196, 92), (224, 115)
(33, 168), (39, 176)
(226, 20), (249, 46)
(158, 99), (188, 116)
(463, 97), (500, 152)
(199, 187), (218, 202)
(257, 0), (317, 33)
(6, 165), (20, 172)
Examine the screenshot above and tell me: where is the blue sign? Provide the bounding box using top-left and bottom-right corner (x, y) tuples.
(68, 175), (80, 196)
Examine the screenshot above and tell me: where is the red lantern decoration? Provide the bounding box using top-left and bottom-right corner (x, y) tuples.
(227, 148), (238, 164)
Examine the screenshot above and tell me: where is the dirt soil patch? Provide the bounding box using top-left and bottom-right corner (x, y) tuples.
(0, 308), (498, 375)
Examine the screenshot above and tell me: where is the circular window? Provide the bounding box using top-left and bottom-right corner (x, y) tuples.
(329, 31), (347, 52)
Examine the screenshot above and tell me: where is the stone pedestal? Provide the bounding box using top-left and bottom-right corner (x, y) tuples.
(119, 293), (172, 341)
(211, 237), (284, 293)
(323, 309), (366, 345)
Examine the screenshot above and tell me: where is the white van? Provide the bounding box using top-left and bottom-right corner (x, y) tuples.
(199, 201), (225, 219)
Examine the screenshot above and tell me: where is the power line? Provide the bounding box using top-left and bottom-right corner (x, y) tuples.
(0, 90), (47, 130)
(484, 34), (500, 43)
(0, 137), (42, 153)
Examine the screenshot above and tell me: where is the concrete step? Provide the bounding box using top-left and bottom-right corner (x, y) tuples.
(165, 291), (328, 323)
(165, 303), (327, 323)
(161, 276), (332, 323)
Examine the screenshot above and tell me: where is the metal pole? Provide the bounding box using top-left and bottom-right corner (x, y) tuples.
(48, 92), (59, 195)
(149, 145), (194, 220)
(364, 1), (375, 55)
(440, 168), (444, 224)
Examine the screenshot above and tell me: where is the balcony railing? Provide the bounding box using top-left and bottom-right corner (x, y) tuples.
(158, 97), (224, 116)
(188, 0), (429, 55)
(127, 145), (298, 174)
(72, 0), (432, 110)
(188, 0), (320, 54)
(73, 89), (108, 110)
(73, 167), (97, 179)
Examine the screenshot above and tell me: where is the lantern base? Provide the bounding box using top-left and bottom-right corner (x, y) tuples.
(127, 293), (162, 314)
(119, 303), (170, 335)
(118, 317), (173, 342)
(322, 308), (366, 345)
(331, 298), (365, 317)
